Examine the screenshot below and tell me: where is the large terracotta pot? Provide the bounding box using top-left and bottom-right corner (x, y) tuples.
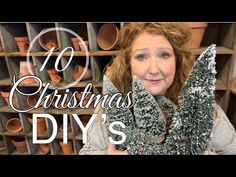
(6, 118), (23, 133)
(28, 117), (47, 135)
(185, 22), (208, 49)
(15, 37), (29, 53)
(73, 64), (92, 81)
(12, 137), (28, 153)
(38, 29), (59, 51)
(97, 23), (119, 50)
(47, 68), (62, 84)
(59, 140), (73, 155)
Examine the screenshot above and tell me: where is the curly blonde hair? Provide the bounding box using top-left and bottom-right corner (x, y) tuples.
(106, 23), (195, 104)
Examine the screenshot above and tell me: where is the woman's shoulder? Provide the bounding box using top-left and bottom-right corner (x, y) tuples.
(211, 104), (236, 154)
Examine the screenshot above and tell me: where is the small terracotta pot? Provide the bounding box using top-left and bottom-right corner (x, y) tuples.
(50, 92), (64, 109)
(47, 68), (62, 83)
(39, 29), (59, 51)
(19, 61), (36, 84)
(185, 22), (208, 49)
(27, 95), (38, 107)
(79, 41), (89, 52)
(73, 65), (92, 81)
(71, 37), (81, 51)
(1, 87), (18, 106)
(6, 118), (23, 133)
(15, 37), (29, 53)
(28, 117), (47, 135)
(12, 137), (27, 153)
(97, 23), (119, 50)
(38, 144), (50, 155)
(59, 140), (73, 155)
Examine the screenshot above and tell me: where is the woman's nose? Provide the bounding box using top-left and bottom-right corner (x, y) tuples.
(148, 59), (160, 74)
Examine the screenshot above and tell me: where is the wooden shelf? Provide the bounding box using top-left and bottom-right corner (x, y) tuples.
(0, 106), (94, 115)
(0, 50), (118, 57)
(192, 46), (233, 55)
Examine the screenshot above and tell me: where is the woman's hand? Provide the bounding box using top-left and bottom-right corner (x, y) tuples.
(106, 143), (128, 155)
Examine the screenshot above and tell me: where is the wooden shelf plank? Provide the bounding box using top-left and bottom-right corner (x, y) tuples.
(0, 79), (103, 88)
(0, 106), (94, 115)
(0, 50), (119, 57)
(192, 46), (233, 55)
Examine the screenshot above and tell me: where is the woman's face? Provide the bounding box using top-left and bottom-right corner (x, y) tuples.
(130, 32), (176, 96)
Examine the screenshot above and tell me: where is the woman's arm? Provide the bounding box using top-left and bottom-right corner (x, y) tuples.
(210, 105), (236, 154)
(79, 105), (109, 155)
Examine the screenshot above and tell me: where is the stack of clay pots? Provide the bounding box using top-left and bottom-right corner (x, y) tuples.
(28, 117), (47, 135)
(185, 22), (208, 49)
(39, 29), (59, 51)
(47, 68), (62, 84)
(15, 37), (29, 53)
(71, 38), (89, 51)
(12, 136), (28, 153)
(97, 23), (119, 50)
(73, 64), (92, 81)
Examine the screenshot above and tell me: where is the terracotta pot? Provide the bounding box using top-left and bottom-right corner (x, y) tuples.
(27, 95), (38, 107)
(79, 41), (89, 52)
(6, 118), (23, 133)
(97, 23), (119, 50)
(49, 91), (64, 109)
(12, 137), (27, 153)
(71, 37), (81, 51)
(0, 87), (18, 106)
(47, 68), (62, 83)
(19, 61), (36, 84)
(15, 37), (29, 53)
(38, 29), (59, 51)
(38, 144), (50, 155)
(185, 22), (208, 49)
(59, 140), (73, 155)
(73, 64), (92, 81)
(28, 117), (47, 135)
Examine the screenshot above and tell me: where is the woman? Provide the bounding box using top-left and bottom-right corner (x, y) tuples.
(79, 23), (236, 155)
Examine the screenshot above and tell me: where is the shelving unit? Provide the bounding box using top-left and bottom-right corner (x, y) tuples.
(0, 22), (235, 155)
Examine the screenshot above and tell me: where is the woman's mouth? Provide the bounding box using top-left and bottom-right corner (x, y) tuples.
(148, 79), (162, 84)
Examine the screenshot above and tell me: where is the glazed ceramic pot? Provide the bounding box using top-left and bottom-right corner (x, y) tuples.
(38, 29), (59, 51)
(28, 117), (47, 135)
(12, 137), (27, 153)
(97, 23), (119, 50)
(6, 118), (23, 133)
(185, 22), (208, 49)
(47, 68), (62, 83)
(59, 140), (73, 155)
(73, 64), (92, 81)
(15, 37), (29, 53)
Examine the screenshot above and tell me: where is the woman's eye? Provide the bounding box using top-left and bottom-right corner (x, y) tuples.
(135, 54), (148, 61)
(160, 52), (171, 59)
